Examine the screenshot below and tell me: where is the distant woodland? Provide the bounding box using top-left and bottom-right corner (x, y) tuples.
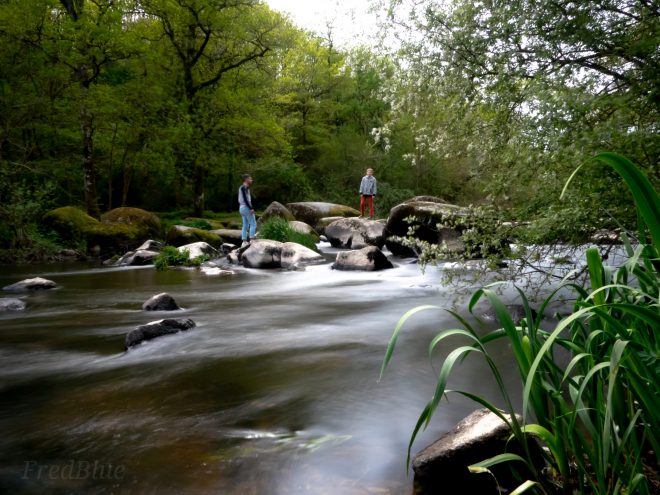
(0, 0), (657, 253)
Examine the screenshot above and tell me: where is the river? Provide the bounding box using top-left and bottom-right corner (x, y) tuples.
(0, 243), (523, 494)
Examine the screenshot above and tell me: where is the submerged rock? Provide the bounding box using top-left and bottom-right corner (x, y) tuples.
(3, 277), (58, 292)
(125, 318), (196, 349)
(0, 298), (26, 311)
(141, 293), (181, 311)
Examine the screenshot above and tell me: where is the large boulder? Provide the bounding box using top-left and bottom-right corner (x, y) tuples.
(125, 318), (196, 349)
(325, 217), (385, 249)
(332, 246), (393, 271)
(412, 408), (541, 494)
(114, 249), (160, 266)
(114, 238), (164, 266)
(43, 206), (100, 247)
(240, 239), (324, 269)
(3, 277), (58, 292)
(384, 199), (469, 257)
(315, 216), (346, 236)
(101, 207), (162, 240)
(43, 206), (162, 256)
(136, 240), (164, 251)
(280, 242), (325, 269)
(288, 221), (320, 242)
(177, 242), (219, 260)
(210, 229), (242, 247)
(167, 225), (224, 248)
(258, 201), (295, 225)
(142, 293), (181, 311)
(286, 202), (359, 230)
(240, 239), (282, 269)
(0, 298), (26, 311)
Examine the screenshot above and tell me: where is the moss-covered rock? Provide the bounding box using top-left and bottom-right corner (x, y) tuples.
(259, 201), (295, 225)
(43, 206), (161, 256)
(101, 207), (162, 239)
(285, 202), (359, 229)
(43, 206), (102, 248)
(166, 225), (224, 248)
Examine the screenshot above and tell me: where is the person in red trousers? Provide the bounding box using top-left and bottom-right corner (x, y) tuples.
(359, 168), (377, 218)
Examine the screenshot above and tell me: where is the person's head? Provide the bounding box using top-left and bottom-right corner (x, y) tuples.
(366, 168), (374, 176)
(241, 174), (253, 185)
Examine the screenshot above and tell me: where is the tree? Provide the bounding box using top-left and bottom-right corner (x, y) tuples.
(140, 0), (287, 216)
(380, 0), (659, 233)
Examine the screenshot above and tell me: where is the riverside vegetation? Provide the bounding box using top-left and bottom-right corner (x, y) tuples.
(381, 153), (660, 494)
(0, 1), (656, 265)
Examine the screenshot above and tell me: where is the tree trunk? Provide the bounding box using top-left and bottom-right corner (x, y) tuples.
(80, 103), (99, 218)
(192, 164), (205, 217)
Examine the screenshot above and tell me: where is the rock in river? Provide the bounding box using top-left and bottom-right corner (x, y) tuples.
(125, 318), (196, 350)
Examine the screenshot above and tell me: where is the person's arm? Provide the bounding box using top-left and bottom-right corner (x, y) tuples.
(373, 178), (377, 196)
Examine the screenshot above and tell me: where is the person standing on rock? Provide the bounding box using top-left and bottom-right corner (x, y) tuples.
(359, 168), (377, 218)
(238, 174), (256, 247)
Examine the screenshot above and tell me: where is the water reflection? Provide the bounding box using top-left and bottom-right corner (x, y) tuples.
(0, 246), (523, 494)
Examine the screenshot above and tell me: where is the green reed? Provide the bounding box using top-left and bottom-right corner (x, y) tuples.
(381, 153), (659, 494)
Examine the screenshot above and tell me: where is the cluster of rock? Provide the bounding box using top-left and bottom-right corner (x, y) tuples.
(103, 197), (478, 274)
(1, 277), (59, 313)
(42, 196), (479, 273)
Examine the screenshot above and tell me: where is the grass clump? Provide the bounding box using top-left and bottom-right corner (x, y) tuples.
(381, 153), (660, 494)
(258, 217), (318, 251)
(154, 246), (209, 270)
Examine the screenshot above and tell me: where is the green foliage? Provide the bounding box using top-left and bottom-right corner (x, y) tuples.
(2, 0), (656, 261)
(258, 217), (318, 251)
(251, 158), (313, 207)
(381, 154), (660, 493)
(380, 0), (659, 235)
(153, 245), (209, 271)
(180, 219), (213, 231)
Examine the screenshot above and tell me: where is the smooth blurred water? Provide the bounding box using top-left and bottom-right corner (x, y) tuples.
(0, 244), (523, 495)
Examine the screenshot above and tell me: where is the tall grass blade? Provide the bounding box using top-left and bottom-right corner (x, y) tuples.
(379, 305), (440, 381)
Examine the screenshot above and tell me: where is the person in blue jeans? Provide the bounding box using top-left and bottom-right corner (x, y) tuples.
(238, 174), (256, 247)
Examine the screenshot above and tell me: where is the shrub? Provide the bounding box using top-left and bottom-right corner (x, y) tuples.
(258, 217), (318, 251)
(153, 246), (209, 270)
(381, 153), (660, 494)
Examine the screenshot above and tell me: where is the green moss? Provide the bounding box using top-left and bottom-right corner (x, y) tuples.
(43, 206), (162, 256)
(166, 226), (224, 247)
(43, 206), (102, 249)
(101, 207), (162, 239)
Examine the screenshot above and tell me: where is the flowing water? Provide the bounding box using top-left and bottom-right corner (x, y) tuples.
(0, 244), (523, 495)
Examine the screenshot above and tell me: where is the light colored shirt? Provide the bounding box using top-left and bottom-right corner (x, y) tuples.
(238, 184), (253, 209)
(359, 175), (377, 195)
